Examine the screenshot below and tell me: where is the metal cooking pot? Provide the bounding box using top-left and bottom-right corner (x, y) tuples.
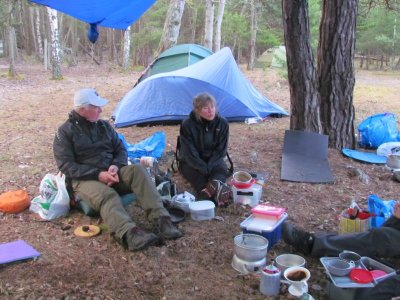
(234, 233), (269, 261)
(387, 154), (400, 170)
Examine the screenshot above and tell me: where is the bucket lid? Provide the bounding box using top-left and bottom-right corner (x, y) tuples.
(189, 200), (215, 211)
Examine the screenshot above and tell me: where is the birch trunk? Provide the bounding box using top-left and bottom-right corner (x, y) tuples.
(6, 0), (17, 77)
(35, 7), (43, 60)
(156, 0), (185, 56)
(214, 0), (226, 52)
(204, 0), (214, 50)
(47, 7), (62, 79)
(123, 26), (131, 70)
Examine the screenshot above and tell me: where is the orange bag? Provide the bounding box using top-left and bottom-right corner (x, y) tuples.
(0, 190), (30, 213)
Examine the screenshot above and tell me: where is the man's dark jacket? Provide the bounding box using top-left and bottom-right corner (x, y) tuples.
(179, 111), (229, 175)
(53, 110), (127, 182)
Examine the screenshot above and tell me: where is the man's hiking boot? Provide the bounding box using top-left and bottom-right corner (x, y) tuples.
(153, 216), (183, 240)
(124, 226), (160, 251)
(282, 222), (314, 255)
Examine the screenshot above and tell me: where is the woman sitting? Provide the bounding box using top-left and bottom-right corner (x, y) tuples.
(178, 93), (231, 207)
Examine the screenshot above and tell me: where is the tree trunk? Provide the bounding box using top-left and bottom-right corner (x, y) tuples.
(47, 7), (62, 79)
(156, 0), (186, 56)
(6, 0), (17, 77)
(317, 0), (357, 149)
(190, 6), (198, 43)
(123, 26), (131, 70)
(35, 7), (44, 60)
(204, 0), (214, 50)
(29, 7), (38, 56)
(282, 0), (321, 132)
(247, 0), (257, 70)
(214, 0), (226, 52)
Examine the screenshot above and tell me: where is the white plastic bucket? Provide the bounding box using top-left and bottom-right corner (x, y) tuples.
(189, 200), (215, 221)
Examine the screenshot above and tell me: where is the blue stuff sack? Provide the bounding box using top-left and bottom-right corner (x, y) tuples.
(118, 131), (166, 160)
(357, 113), (399, 149)
(367, 194), (396, 228)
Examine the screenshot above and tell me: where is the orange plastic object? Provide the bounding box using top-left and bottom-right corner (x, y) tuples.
(0, 190), (30, 214)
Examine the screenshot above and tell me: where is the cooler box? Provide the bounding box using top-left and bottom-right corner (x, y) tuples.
(240, 213), (288, 250)
(232, 184), (262, 207)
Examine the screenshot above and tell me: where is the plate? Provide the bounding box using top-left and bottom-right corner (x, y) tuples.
(370, 269), (387, 279)
(288, 284), (304, 297)
(74, 225), (101, 237)
(349, 268), (373, 284)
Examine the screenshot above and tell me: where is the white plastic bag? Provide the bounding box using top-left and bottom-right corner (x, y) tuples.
(29, 172), (70, 220)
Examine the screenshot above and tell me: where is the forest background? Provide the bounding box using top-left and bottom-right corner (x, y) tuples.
(1, 0), (399, 74)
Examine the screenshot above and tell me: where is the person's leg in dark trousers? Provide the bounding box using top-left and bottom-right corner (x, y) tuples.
(209, 161), (229, 183)
(179, 161), (208, 194)
(355, 275), (400, 300)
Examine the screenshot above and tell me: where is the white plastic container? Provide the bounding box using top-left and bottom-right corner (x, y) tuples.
(189, 200), (215, 221)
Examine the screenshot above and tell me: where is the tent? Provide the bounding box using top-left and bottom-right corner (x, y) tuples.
(257, 46), (287, 68)
(136, 44), (213, 84)
(30, 0), (156, 30)
(113, 47), (288, 128)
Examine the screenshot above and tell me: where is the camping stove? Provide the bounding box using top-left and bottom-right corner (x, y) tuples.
(232, 183), (262, 207)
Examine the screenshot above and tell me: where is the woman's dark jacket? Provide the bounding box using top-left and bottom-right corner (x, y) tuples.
(179, 111), (229, 175)
(53, 110), (127, 182)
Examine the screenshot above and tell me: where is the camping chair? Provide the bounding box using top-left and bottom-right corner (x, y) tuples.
(171, 135), (234, 175)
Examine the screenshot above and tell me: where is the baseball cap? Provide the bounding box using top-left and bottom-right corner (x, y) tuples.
(73, 88), (108, 107)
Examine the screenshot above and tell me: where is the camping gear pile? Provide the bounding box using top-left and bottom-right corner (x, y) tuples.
(321, 251), (396, 300)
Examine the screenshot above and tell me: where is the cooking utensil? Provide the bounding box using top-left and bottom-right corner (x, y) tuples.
(233, 233), (269, 261)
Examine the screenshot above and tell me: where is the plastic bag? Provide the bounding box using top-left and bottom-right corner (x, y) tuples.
(29, 173), (70, 220)
(357, 113), (399, 149)
(367, 194), (396, 228)
(118, 131), (166, 160)
(376, 142), (400, 157)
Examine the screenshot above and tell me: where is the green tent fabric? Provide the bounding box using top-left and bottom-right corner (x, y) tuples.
(136, 44), (213, 85)
(256, 46), (286, 69)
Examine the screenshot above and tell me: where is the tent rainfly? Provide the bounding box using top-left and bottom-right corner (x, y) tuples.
(113, 47), (288, 127)
(136, 44), (213, 85)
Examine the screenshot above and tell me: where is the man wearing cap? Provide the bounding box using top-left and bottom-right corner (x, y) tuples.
(53, 88), (183, 251)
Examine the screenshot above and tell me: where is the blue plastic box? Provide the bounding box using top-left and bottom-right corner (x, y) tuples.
(240, 213), (288, 250)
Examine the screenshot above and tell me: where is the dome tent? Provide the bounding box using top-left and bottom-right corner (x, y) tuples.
(113, 47), (288, 127)
(135, 44), (213, 85)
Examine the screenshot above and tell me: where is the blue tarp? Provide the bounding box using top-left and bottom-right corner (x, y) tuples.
(30, 0), (156, 30)
(113, 47), (289, 127)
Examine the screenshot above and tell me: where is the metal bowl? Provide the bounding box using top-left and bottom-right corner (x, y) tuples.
(326, 258), (353, 277)
(233, 234), (269, 261)
(275, 253), (306, 272)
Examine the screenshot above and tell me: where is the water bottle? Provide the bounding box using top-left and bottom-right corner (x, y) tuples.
(260, 260), (281, 296)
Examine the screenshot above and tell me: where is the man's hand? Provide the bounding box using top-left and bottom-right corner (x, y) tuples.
(98, 165), (120, 186)
(393, 201), (400, 220)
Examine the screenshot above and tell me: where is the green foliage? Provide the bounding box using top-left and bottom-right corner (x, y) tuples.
(356, 7), (399, 56)
(308, 0), (322, 52)
(222, 12), (249, 48)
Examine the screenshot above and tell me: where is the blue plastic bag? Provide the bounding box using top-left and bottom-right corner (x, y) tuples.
(358, 113), (399, 149)
(118, 131), (166, 160)
(367, 194), (396, 228)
